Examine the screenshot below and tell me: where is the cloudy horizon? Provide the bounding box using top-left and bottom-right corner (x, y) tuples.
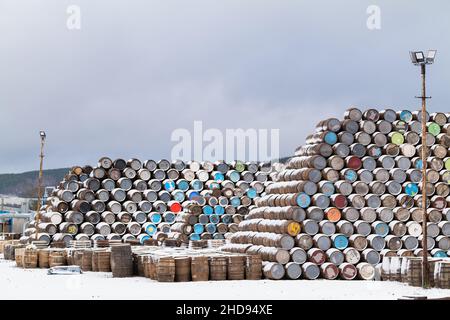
(1, 0), (449, 173)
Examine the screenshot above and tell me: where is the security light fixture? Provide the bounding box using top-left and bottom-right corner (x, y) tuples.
(410, 50), (436, 66)
(426, 50), (437, 64)
(409, 52), (418, 65)
(409, 51), (424, 65)
(415, 51), (424, 63)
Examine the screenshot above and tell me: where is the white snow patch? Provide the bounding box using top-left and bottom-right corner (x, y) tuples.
(1, 257), (449, 300)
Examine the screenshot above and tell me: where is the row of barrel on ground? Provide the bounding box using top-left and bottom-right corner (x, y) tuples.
(3, 238), (449, 286)
(1, 240), (263, 281)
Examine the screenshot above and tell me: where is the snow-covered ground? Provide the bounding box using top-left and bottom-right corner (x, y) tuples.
(1, 257), (449, 300)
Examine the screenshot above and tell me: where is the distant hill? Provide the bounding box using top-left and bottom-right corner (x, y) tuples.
(0, 168), (69, 197)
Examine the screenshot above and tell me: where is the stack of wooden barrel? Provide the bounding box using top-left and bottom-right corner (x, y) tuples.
(224, 108), (450, 280)
(24, 158), (272, 246)
(5, 242), (263, 282)
(133, 246), (262, 282)
(380, 255), (450, 288)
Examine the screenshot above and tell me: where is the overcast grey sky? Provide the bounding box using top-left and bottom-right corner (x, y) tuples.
(0, 0), (449, 173)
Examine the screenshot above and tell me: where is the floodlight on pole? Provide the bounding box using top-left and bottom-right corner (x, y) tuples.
(409, 50), (436, 289)
(426, 50), (437, 64)
(409, 52), (418, 65)
(415, 51), (424, 64)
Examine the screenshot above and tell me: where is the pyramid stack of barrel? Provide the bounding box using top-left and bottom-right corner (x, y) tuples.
(223, 108), (450, 280)
(24, 158), (273, 246)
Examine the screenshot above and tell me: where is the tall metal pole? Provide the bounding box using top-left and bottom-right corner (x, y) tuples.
(419, 64), (430, 288)
(34, 135), (45, 241)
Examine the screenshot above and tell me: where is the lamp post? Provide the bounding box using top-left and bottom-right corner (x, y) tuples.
(409, 50), (436, 288)
(34, 130), (46, 242)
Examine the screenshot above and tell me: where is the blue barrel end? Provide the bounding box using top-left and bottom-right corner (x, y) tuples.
(139, 235), (150, 244)
(333, 235), (349, 250)
(214, 205), (225, 215)
(203, 205), (214, 215)
(194, 223), (204, 234)
(405, 183), (419, 196)
(230, 197), (241, 207)
(296, 193), (311, 208)
(324, 131), (338, 145)
(344, 169), (357, 183)
(414, 159), (423, 169)
(188, 191), (200, 200)
(213, 172), (225, 182)
(247, 188), (257, 198)
(164, 180), (176, 191)
(145, 223), (157, 235)
(208, 182), (220, 189)
(433, 250), (448, 258)
(177, 180), (190, 191)
(190, 233), (201, 241)
(205, 223), (217, 234)
(150, 213), (162, 224)
(399, 110), (413, 122)
(374, 222), (389, 237)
